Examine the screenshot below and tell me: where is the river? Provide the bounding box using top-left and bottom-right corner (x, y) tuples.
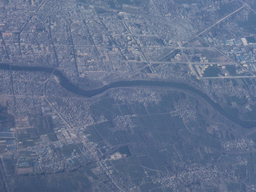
(0, 63), (255, 128)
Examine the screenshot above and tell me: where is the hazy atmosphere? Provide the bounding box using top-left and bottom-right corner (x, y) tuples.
(1, 0), (256, 191)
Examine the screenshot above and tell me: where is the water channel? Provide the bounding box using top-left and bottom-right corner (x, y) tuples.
(0, 63), (255, 128)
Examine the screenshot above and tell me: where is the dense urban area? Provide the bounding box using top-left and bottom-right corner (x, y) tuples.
(1, 0), (256, 191)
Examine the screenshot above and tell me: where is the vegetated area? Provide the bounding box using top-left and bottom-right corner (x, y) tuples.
(82, 90), (251, 191)
(203, 65), (222, 77)
(3, 0), (256, 191)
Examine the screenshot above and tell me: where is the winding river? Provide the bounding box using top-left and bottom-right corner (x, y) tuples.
(0, 63), (256, 128)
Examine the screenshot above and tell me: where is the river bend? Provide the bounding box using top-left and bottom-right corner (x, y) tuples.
(0, 63), (255, 128)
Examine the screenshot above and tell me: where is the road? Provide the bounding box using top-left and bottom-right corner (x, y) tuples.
(199, 75), (256, 79)
(157, 4), (247, 62)
(44, 97), (72, 129)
